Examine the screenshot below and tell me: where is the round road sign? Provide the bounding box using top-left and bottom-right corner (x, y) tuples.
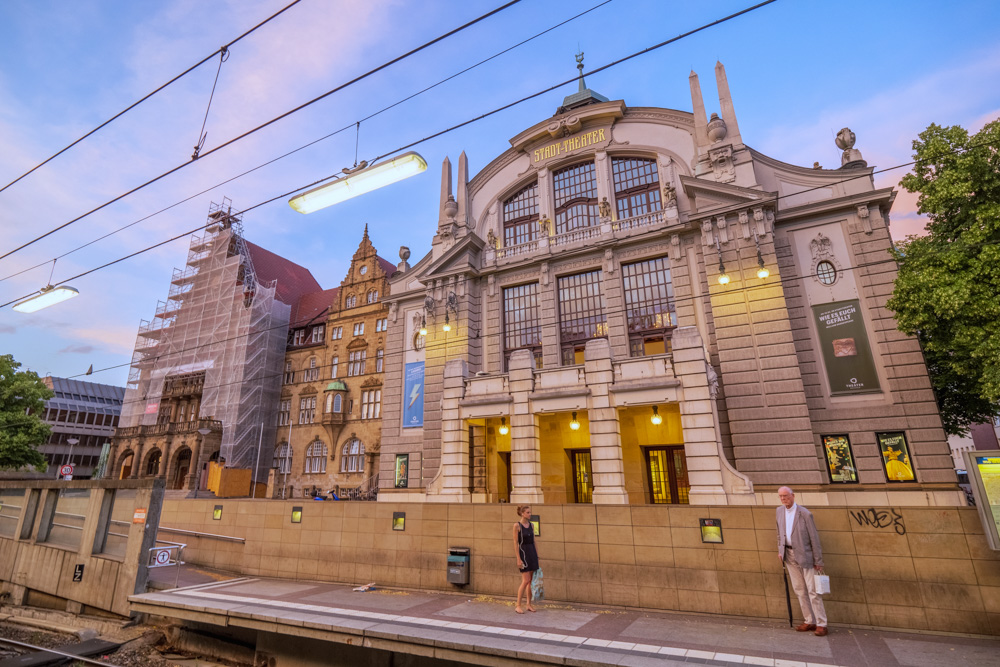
(155, 549), (171, 566)
(60, 465), (74, 476)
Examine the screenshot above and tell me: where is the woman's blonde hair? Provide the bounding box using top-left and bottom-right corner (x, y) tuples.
(516, 504), (530, 515)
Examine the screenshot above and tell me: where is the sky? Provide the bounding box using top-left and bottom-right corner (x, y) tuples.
(1, 0), (998, 388)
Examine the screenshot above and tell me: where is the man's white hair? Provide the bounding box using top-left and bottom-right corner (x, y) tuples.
(778, 486), (794, 495)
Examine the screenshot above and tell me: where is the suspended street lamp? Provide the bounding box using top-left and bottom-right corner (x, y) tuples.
(13, 284), (80, 313)
(289, 152), (428, 214)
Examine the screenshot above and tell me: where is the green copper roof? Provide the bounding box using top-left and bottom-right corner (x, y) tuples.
(325, 381), (347, 391)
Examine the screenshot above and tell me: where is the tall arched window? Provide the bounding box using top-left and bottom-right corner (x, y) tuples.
(612, 157), (662, 219)
(305, 441), (328, 474)
(367, 290), (379, 304)
(503, 182), (539, 247)
(341, 438), (365, 473)
(553, 161), (599, 234)
(333, 394), (343, 413)
(273, 442), (292, 474)
(146, 450), (161, 476)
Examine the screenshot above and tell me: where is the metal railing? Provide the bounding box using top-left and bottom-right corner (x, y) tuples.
(157, 526), (245, 543)
(149, 541), (186, 589)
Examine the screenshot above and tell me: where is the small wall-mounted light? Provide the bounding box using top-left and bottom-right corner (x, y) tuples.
(700, 518), (723, 544)
(291, 506), (303, 524)
(530, 514), (540, 536)
(651, 405), (663, 426)
(717, 258), (730, 286)
(392, 511), (406, 531)
(442, 312), (452, 332)
(569, 412), (581, 431)
(756, 249), (769, 280)
(213, 505), (223, 520)
(498, 417), (509, 436)
(418, 316), (427, 337)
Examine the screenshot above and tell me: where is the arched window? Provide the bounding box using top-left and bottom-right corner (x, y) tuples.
(611, 157), (662, 219)
(341, 438), (365, 473)
(553, 161), (599, 233)
(333, 394), (343, 413)
(503, 182), (539, 247)
(325, 393), (333, 413)
(273, 442), (292, 474)
(305, 441), (328, 474)
(345, 294), (357, 308)
(146, 451), (161, 476)
(367, 290), (379, 304)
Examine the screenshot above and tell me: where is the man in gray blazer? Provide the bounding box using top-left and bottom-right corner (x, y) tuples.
(777, 486), (827, 636)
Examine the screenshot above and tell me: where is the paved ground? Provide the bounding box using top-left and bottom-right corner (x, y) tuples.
(144, 565), (999, 667)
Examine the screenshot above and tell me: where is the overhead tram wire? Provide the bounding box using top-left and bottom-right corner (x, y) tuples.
(0, 0), (306, 196)
(0, 0), (614, 285)
(0, 0), (524, 263)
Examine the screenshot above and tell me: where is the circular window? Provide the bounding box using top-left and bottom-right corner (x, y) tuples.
(816, 260), (837, 285)
(360, 265), (368, 275)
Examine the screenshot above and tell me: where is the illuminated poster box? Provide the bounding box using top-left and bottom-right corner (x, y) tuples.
(965, 450), (1000, 551)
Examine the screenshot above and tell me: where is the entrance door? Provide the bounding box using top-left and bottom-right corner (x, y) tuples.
(645, 446), (690, 504)
(570, 450), (593, 503)
(174, 449), (192, 489)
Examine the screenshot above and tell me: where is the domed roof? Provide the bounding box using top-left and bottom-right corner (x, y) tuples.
(325, 380), (347, 391)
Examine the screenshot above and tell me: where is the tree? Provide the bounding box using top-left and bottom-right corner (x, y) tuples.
(0, 354), (51, 471)
(887, 120), (1000, 435)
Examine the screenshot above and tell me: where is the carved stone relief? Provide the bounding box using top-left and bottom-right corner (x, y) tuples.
(715, 215), (729, 244)
(708, 145), (735, 182)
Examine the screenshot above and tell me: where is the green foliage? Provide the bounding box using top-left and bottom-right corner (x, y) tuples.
(0, 354), (51, 471)
(887, 120), (1000, 435)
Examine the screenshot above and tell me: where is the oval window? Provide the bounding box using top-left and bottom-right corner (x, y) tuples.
(360, 265), (368, 275)
(816, 260), (837, 285)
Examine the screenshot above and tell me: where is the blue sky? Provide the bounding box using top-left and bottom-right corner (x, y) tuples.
(1, 0), (998, 387)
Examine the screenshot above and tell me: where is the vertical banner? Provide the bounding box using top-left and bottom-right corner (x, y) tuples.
(812, 299), (881, 394)
(877, 431), (916, 482)
(395, 454), (409, 489)
(402, 362), (424, 428)
(822, 434), (858, 483)
(93, 442), (111, 479)
(965, 451), (1000, 550)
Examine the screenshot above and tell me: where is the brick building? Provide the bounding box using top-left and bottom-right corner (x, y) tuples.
(378, 61), (962, 506)
(268, 228), (396, 499)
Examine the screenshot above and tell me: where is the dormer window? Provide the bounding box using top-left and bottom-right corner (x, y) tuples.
(310, 324), (325, 344)
(292, 329), (306, 346)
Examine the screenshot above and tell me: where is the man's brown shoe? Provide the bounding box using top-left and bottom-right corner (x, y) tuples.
(795, 623), (816, 632)
(814, 626), (828, 637)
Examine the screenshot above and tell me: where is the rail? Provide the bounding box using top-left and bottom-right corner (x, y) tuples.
(148, 541), (186, 589)
(157, 526), (246, 543)
(0, 637), (118, 667)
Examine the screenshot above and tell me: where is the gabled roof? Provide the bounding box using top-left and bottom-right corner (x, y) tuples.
(291, 287), (339, 327)
(376, 255), (398, 277)
(244, 241), (322, 306)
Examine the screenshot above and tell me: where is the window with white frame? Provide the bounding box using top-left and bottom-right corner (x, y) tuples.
(348, 350), (367, 376)
(345, 294), (357, 308)
(310, 324), (325, 344)
(330, 355), (339, 378)
(305, 440), (328, 474)
(298, 396), (316, 424)
(273, 442), (292, 474)
(333, 394), (343, 413)
(278, 399), (291, 426)
(303, 358), (320, 382)
(283, 362), (295, 384)
(375, 349), (384, 373)
(361, 389), (381, 419)
(331, 326), (343, 340)
(353, 322), (365, 336)
(375, 318), (388, 332)
(292, 329), (306, 346)
(367, 290), (378, 304)
(341, 438), (365, 473)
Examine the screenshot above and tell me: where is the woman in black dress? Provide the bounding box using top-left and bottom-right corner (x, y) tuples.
(512, 504), (539, 614)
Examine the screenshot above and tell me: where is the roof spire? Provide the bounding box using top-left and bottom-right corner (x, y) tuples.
(559, 50), (608, 113)
(576, 51), (586, 92)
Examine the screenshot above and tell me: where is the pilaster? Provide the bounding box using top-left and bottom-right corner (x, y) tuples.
(508, 350), (543, 503)
(584, 338), (628, 504)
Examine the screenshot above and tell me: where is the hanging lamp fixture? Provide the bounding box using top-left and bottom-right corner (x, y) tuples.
(12, 260), (80, 313)
(288, 151), (427, 214)
(418, 316), (427, 337)
(498, 417), (509, 436)
(569, 412), (581, 431)
(651, 405), (663, 425)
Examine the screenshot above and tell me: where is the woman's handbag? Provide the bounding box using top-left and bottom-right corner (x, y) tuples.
(815, 570), (831, 595)
(531, 568), (545, 600)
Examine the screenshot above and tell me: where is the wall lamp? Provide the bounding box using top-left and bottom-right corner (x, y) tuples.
(651, 406), (663, 426)
(288, 152), (427, 214)
(418, 316), (427, 337)
(291, 506), (303, 524)
(569, 412), (581, 431)
(498, 417), (509, 436)
(756, 250), (770, 280)
(715, 238), (730, 286)
(442, 291), (458, 333)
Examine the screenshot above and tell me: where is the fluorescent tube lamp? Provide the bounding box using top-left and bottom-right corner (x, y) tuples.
(13, 285), (80, 313)
(289, 152), (428, 214)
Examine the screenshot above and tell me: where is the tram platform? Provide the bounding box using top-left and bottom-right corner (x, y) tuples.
(137, 566), (1000, 667)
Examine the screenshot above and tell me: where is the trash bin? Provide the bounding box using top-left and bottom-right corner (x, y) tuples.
(447, 547), (470, 586)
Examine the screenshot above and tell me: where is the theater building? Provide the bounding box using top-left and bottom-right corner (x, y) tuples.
(378, 61), (962, 506)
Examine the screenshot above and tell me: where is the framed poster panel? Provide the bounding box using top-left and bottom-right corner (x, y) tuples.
(812, 300), (881, 395)
(395, 454), (409, 489)
(964, 450), (1000, 550)
(877, 431), (916, 482)
(403, 362), (425, 428)
(822, 434), (859, 483)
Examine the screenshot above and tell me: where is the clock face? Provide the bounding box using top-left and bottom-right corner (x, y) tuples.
(360, 266), (368, 275)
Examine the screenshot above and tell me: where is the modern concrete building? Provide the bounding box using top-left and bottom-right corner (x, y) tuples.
(378, 60), (962, 506)
(37, 376), (125, 479)
(268, 228), (396, 499)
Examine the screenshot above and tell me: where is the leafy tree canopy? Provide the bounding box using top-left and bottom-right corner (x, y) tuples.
(887, 120), (1000, 435)
(0, 354), (51, 471)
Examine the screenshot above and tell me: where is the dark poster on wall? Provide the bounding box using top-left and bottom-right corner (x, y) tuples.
(813, 299), (881, 395)
(822, 434), (859, 483)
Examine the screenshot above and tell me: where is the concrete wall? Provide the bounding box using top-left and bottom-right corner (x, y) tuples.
(160, 498), (1000, 636)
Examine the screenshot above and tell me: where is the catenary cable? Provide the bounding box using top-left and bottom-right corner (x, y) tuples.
(0, 0), (614, 285)
(0, 0), (306, 195)
(0, 0), (524, 262)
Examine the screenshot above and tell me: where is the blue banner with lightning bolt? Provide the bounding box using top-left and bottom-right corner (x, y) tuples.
(403, 362), (424, 428)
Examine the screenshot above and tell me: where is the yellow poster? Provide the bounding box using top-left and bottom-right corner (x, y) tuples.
(878, 432), (915, 482)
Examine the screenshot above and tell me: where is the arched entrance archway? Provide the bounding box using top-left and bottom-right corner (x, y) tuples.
(144, 449), (162, 477)
(118, 451), (134, 479)
(172, 448), (192, 490)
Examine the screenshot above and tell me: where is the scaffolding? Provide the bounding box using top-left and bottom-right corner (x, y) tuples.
(121, 199), (289, 484)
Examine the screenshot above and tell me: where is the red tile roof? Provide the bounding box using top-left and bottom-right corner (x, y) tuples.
(376, 255), (399, 277)
(244, 241), (322, 306)
(291, 287), (340, 326)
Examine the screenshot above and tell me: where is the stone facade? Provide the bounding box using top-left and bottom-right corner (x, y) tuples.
(379, 62), (962, 507)
(268, 229), (395, 499)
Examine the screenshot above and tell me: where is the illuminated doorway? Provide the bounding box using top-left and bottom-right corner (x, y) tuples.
(645, 446), (689, 504)
(570, 450), (593, 503)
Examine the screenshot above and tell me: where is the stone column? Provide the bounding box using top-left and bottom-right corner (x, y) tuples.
(508, 350), (543, 503)
(584, 338), (628, 503)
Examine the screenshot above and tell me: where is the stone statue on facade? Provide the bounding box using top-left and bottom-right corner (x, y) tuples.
(538, 217), (551, 235)
(599, 197), (612, 219)
(662, 183), (677, 207)
(486, 229), (498, 249)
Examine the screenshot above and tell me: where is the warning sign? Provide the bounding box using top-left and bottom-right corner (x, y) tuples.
(133, 507), (147, 524)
